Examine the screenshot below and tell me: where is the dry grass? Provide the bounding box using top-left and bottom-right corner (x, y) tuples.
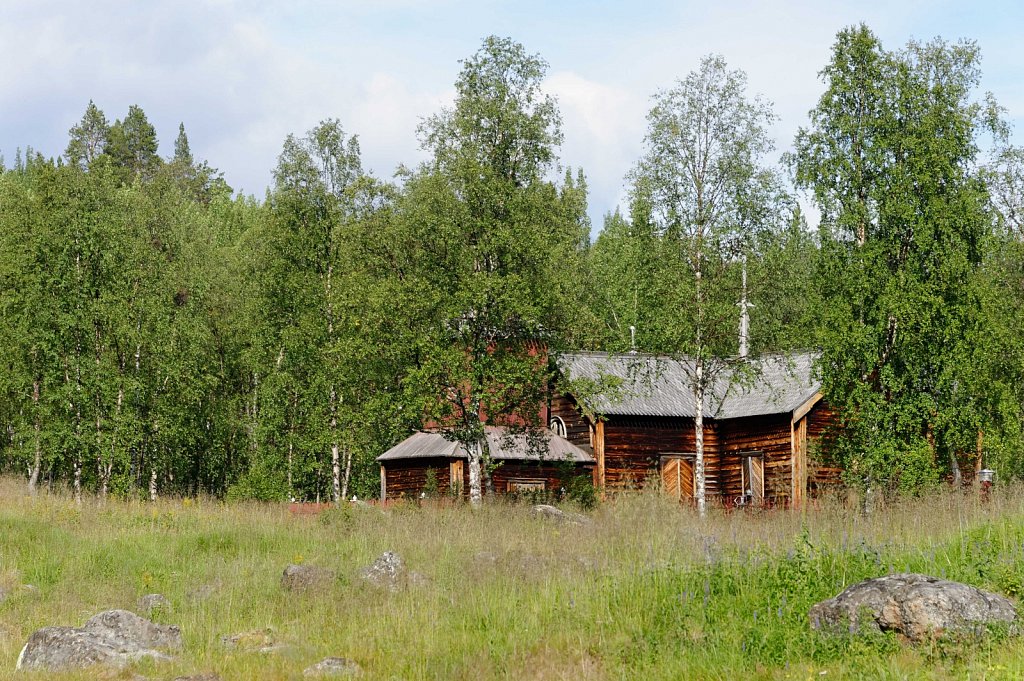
(2, 477), (1024, 679)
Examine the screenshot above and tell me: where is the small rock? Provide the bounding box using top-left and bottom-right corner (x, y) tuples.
(303, 656), (362, 677)
(473, 551), (498, 566)
(0, 585), (8, 604)
(221, 627), (283, 654)
(809, 573), (1017, 642)
(137, 593), (172, 616)
(173, 674), (222, 681)
(531, 504), (589, 525)
(282, 564), (335, 592)
(186, 584), (217, 603)
(360, 552), (408, 592)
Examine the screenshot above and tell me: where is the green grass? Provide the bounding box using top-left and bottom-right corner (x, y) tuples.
(2, 479), (1024, 679)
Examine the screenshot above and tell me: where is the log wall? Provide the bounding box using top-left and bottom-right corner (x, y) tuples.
(382, 457), (453, 500)
(602, 417), (724, 496)
(492, 461), (594, 494)
(549, 394), (591, 446)
(718, 413), (795, 503)
(806, 400), (843, 498)
(383, 457), (593, 500)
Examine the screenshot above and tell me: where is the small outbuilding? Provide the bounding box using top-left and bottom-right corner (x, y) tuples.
(377, 426), (594, 501)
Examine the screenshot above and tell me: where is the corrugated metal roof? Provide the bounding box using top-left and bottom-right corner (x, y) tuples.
(377, 426), (594, 463)
(558, 351), (819, 419)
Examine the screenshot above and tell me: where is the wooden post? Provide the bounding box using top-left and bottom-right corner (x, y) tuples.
(380, 465), (387, 502)
(791, 416), (807, 509)
(595, 420), (606, 490)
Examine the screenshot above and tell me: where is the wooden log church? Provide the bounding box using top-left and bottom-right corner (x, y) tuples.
(552, 351), (839, 506)
(377, 350), (839, 504)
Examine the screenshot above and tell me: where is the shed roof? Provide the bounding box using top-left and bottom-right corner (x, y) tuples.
(558, 351), (820, 419)
(377, 426), (594, 463)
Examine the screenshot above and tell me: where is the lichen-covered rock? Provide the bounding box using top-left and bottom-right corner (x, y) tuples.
(360, 552), (408, 591)
(17, 627), (123, 670)
(83, 609), (182, 652)
(172, 674), (222, 681)
(531, 504), (588, 525)
(137, 593), (172, 616)
(303, 656), (362, 677)
(281, 564), (335, 592)
(16, 609), (180, 672)
(809, 573), (1017, 641)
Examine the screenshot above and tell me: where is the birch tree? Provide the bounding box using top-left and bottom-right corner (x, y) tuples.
(794, 26), (1001, 489)
(404, 36), (588, 504)
(630, 55), (782, 516)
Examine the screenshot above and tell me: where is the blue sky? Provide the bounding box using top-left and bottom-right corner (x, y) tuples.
(3, 0), (1022, 230)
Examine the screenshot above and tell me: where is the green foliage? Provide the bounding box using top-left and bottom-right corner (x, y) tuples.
(422, 468), (440, 498)
(794, 25), (1007, 485)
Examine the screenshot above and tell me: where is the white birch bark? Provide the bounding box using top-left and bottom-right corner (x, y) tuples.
(28, 379), (41, 495)
(694, 357), (706, 518)
(468, 438), (483, 506)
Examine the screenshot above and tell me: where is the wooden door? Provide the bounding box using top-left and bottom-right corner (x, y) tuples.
(449, 460), (464, 496)
(661, 456), (694, 502)
(743, 455), (764, 504)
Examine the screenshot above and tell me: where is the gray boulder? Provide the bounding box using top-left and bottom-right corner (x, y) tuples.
(809, 573), (1017, 641)
(282, 564), (335, 592)
(83, 609), (182, 651)
(304, 656), (362, 676)
(531, 504), (588, 525)
(360, 552), (408, 591)
(16, 610), (180, 672)
(137, 593), (172, 616)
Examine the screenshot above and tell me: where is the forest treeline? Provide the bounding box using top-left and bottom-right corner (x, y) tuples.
(2, 26), (1024, 502)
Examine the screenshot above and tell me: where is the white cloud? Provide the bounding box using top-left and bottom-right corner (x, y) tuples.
(2, 0), (1021, 229)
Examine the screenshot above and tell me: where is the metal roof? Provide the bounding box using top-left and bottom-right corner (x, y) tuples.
(558, 351), (820, 419)
(377, 426), (594, 463)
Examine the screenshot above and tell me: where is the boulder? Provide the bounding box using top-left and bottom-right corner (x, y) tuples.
(16, 609), (180, 672)
(281, 564), (335, 592)
(531, 504), (588, 525)
(137, 593), (172, 616)
(809, 573), (1017, 641)
(360, 552), (412, 592)
(303, 656), (362, 677)
(83, 609), (182, 651)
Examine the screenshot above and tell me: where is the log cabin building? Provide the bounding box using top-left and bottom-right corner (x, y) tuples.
(377, 426), (594, 501)
(553, 351), (839, 507)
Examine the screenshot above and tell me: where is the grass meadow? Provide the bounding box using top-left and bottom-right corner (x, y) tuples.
(2, 478), (1024, 680)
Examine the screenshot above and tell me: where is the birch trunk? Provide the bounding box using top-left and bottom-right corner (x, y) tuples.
(329, 386), (340, 504)
(28, 379), (41, 495)
(694, 358), (706, 518)
(149, 466), (157, 502)
(341, 445), (352, 501)
(468, 438), (483, 506)
(99, 386), (123, 500)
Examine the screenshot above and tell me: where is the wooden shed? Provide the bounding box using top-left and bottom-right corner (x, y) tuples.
(552, 352), (839, 507)
(377, 426), (594, 501)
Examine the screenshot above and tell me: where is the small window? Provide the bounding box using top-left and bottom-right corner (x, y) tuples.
(549, 416), (567, 438)
(507, 478), (546, 493)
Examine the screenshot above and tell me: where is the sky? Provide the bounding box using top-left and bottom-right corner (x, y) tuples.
(3, 0), (1023, 231)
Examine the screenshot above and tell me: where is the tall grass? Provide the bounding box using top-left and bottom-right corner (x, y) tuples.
(2, 477), (1024, 679)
